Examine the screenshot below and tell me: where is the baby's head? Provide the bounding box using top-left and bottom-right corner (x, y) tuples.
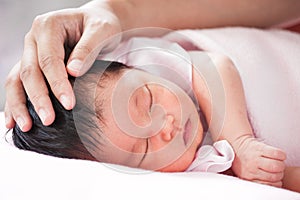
(13, 60), (203, 172)
(12, 61), (128, 162)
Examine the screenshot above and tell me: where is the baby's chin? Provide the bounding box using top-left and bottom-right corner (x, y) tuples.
(157, 138), (203, 172)
(156, 152), (196, 172)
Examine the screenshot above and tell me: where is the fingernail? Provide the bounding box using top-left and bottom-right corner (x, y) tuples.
(38, 108), (49, 124)
(68, 60), (83, 73)
(60, 94), (72, 110)
(16, 117), (25, 130)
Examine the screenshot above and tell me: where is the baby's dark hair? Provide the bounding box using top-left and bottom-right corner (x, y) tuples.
(12, 60), (129, 161)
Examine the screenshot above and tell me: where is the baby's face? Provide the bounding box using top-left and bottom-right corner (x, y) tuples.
(94, 68), (203, 172)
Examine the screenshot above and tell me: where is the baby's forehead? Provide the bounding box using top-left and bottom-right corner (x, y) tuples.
(94, 67), (153, 109)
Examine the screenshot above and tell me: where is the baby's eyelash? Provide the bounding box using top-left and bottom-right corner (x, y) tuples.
(138, 139), (149, 167)
(145, 85), (153, 111)
(144, 139), (149, 157)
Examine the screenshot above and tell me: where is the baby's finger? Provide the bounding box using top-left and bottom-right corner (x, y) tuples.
(253, 169), (284, 183)
(261, 144), (286, 161)
(258, 156), (286, 173)
(253, 180), (283, 188)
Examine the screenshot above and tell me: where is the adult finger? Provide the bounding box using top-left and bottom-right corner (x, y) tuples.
(4, 102), (15, 129)
(5, 62), (32, 131)
(20, 34), (55, 126)
(36, 22), (75, 111)
(67, 19), (121, 77)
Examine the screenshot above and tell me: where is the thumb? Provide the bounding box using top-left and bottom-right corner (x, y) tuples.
(67, 24), (121, 77)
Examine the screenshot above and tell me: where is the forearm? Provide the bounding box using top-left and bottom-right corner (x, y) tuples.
(91, 0), (300, 30)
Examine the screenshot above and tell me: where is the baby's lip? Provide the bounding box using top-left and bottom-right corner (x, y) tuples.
(183, 119), (192, 146)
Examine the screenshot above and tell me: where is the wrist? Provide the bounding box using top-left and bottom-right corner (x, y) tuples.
(81, 0), (132, 31)
(105, 0), (133, 31)
(230, 134), (254, 153)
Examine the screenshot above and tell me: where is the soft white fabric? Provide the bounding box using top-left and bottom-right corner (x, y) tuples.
(186, 140), (234, 173)
(0, 112), (299, 200)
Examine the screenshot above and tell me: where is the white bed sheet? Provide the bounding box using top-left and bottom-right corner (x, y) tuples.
(0, 112), (299, 200)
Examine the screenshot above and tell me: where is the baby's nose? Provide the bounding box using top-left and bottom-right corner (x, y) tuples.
(161, 114), (175, 141)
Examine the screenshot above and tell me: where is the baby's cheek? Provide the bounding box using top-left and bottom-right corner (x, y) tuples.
(158, 149), (196, 172)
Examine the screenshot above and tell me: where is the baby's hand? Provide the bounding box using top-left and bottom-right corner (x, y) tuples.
(231, 135), (286, 187)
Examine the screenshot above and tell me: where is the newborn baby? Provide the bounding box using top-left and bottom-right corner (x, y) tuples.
(12, 36), (298, 191)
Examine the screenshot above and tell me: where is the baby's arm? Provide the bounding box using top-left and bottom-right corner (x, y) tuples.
(188, 51), (286, 187)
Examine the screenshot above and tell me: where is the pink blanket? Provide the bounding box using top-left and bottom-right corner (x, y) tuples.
(162, 28), (300, 166)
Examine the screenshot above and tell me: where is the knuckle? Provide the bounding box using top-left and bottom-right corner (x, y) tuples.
(30, 92), (47, 105)
(32, 14), (44, 27)
(33, 13), (56, 28)
(88, 18), (107, 29)
(24, 32), (34, 42)
(76, 44), (93, 56)
(8, 99), (26, 112)
(19, 66), (34, 82)
(50, 78), (67, 92)
(42, 15), (57, 26)
(39, 55), (61, 72)
(88, 18), (116, 35)
(4, 75), (15, 89)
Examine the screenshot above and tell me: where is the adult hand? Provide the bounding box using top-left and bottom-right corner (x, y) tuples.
(231, 135), (287, 187)
(5, 1), (122, 131)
